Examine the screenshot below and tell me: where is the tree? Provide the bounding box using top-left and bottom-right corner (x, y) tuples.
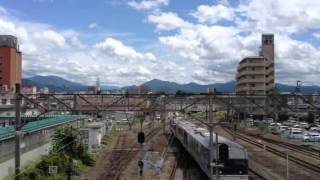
(307, 111), (315, 124)
(278, 113), (289, 122)
(51, 126), (95, 166)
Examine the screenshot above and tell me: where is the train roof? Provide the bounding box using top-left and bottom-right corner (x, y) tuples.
(175, 119), (244, 149)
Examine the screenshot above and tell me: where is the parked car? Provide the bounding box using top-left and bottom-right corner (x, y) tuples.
(264, 118), (274, 124)
(309, 127), (320, 133)
(293, 124), (301, 128)
(288, 128), (304, 139)
(278, 125), (289, 133)
(246, 118), (254, 126)
(303, 132), (320, 142)
(299, 122), (309, 129)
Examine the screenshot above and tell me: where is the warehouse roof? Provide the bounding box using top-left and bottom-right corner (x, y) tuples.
(0, 115), (81, 140)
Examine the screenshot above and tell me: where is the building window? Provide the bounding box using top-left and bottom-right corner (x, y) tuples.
(252, 76), (255, 79)
(266, 83), (269, 86)
(266, 75), (269, 78)
(266, 67), (269, 70)
(250, 84), (255, 87)
(252, 67), (255, 71)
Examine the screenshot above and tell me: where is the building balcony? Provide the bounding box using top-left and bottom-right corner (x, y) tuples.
(236, 70), (266, 78)
(238, 62), (265, 71)
(236, 78), (266, 85)
(236, 85), (266, 92)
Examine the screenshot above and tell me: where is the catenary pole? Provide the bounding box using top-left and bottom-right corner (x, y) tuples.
(15, 84), (21, 180)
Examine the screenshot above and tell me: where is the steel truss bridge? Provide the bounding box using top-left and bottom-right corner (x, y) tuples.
(15, 92), (320, 122)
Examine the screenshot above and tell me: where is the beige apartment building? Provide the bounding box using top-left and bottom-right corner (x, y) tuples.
(236, 34), (275, 95)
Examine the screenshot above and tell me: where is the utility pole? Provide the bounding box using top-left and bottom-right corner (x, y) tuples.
(208, 95), (213, 180)
(215, 131), (219, 180)
(294, 81), (301, 119)
(286, 150), (289, 179)
(161, 96), (166, 134)
(15, 84), (22, 180)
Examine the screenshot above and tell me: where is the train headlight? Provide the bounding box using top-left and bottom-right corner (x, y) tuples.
(239, 170), (243, 174)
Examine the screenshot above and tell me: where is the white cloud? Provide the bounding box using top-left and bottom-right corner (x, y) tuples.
(146, 0), (320, 85)
(88, 23), (97, 29)
(33, 30), (66, 48)
(237, 0), (320, 34)
(191, 4), (235, 24)
(147, 12), (193, 31)
(94, 37), (156, 62)
(0, 5), (189, 86)
(2, 0), (320, 86)
(313, 32), (320, 39)
(128, 0), (169, 10)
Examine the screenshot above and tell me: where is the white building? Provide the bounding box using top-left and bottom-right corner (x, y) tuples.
(80, 122), (106, 152)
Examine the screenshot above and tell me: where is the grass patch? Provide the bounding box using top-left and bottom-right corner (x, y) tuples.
(101, 126), (117, 145)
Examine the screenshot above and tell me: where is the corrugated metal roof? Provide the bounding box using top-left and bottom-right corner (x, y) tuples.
(0, 115), (81, 140)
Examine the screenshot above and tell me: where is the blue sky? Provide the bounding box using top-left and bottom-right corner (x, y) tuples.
(0, 0), (319, 86)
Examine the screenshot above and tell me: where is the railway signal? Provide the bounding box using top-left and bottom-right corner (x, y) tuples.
(138, 131), (145, 144)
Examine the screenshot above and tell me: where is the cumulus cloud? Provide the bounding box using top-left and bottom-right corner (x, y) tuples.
(237, 0), (320, 34)
(147, 12), (193, 31)
(128, 0), (169, 11)
(94, 38), (156, 62)
(313, 32), (320, 39)
(146, 0), (320, 85)
(88, 23), (97, 29)
(0, 5), (188, 86)
(191, 4), (235, 24)
(2, 0), (320, 86)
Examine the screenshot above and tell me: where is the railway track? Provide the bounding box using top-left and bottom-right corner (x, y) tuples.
(248, 168), (267, 180)
(238, 130), (320, 160)
(223, 127), (320, 175)
(168, 161), (177, 180)
(100, 126), (162, 180)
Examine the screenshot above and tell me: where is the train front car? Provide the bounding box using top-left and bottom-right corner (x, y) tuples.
(214, 138), (248, 179)
(171, 119), (248, 180)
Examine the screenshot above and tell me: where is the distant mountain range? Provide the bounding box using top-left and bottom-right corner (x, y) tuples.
(22, 76), (87, 92)
(139, 79), (236, 93)
(22, 75), (320, 94)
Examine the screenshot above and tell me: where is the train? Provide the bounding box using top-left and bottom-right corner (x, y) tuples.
(170, 118), (248, 180)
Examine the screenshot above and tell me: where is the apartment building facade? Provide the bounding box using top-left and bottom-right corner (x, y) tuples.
(0, 35), (22, 93)
(236, 34), (275, 95)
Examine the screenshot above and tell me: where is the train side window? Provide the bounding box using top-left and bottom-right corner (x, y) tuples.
(219, 144), (229, 162)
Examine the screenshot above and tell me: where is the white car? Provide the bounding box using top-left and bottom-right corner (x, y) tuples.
(299, 122), (309, 129)
(264, 118), (274, 124)
(309, 127), (320, 133)
(278, 125), (289, 133)
(288, 128), (304, 139)
(303, 132), (320, 142)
